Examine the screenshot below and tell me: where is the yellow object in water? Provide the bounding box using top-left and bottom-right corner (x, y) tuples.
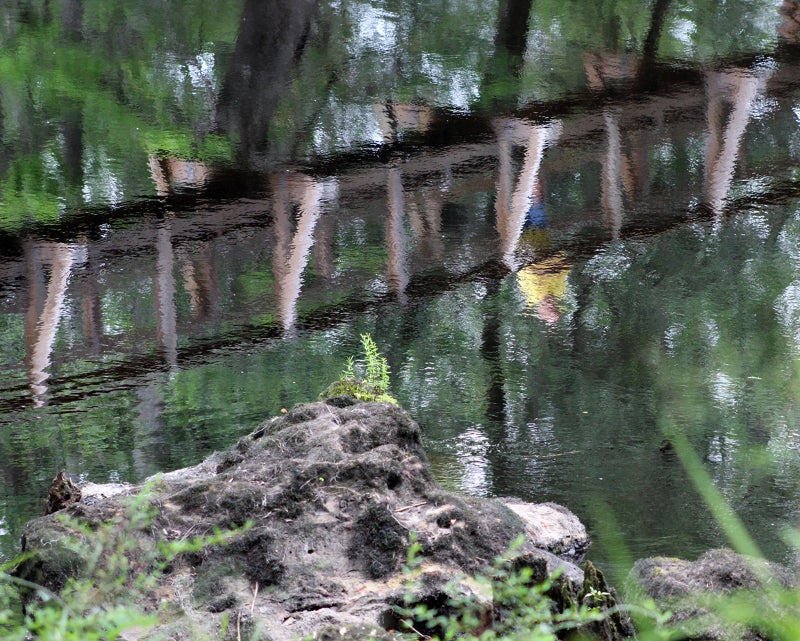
(516, 255), (570, 308)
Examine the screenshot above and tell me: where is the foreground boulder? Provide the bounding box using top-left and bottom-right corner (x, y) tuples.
(628, 548), (797, 641)
(17, 400), (624, 640)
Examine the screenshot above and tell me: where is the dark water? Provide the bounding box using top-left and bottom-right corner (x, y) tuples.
(1, 0), (800, 578)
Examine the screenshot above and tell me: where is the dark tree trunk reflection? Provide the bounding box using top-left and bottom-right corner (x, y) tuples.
(217, 0), (318, 164)
(639, 0), (672, 84)
(61, 0), (83, 40)
(494, 0), (534, 61)
(481, 280), (507, 425)
(481, 0), (534, 109)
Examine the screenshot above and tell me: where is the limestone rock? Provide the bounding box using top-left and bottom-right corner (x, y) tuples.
(16, 399), (615, 640)
(502, 499), (589, 558)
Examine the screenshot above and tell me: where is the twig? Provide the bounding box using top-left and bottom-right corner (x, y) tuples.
(394, 501), (427, 514)
(250, 581), (259, 616)
(237, 611), (242, 641)
(390, 513), (411, 530)
(403, 620), (432, 640)
(539, 450), (580, 459)
(323, 404), (341, 425)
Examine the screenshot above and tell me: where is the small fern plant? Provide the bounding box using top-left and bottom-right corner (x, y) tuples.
(320, 333), (396, 404)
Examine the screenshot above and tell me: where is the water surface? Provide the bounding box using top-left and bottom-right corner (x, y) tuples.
(1, 0), (800, 577)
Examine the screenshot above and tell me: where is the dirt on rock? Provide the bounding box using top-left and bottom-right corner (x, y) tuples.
(16, 398), (615, 640)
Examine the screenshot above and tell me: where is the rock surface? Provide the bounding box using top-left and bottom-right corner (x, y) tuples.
(17, 399), (614, 640)
(628, 548), (797, 641)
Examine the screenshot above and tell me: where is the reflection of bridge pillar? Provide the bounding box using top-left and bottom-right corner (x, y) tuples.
(407, 187), (444, 263)
(495, 120), (514, 256)
(271, 174), (334, 335)
(178, 241), (217, 321)
(386, 165), (409, 302)
(704, 70), (762, 223)
(601, 110), (624, 240)
(24, 242), (83, 407)
(81, 241), (104, 354)
(494, 119), (560, 268)
(312, 211), (334, 279)
(24, 243), (46, 372)
(155, 222), (178, 367)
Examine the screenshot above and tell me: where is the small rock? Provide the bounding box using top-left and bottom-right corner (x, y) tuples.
(628, 548), (796, 640)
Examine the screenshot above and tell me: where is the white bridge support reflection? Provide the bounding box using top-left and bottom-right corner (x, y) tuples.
(155, 221), (178, 368)
(385, 165), (409, 302)
(272, 174), (337, 335)
(376, 103), (450, 302)
(494, 118), (561, 269)
(24, 242), (84, 407)
(704, 69), (766, 224)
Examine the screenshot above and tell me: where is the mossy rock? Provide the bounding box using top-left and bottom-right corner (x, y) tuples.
(319, 378), (396, 404)
(15, 518), (88, 593)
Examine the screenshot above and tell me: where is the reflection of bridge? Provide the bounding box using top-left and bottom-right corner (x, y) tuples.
(6, 38), (800, 411)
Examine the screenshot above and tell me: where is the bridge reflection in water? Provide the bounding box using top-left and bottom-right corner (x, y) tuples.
(9, 42), (783, 411)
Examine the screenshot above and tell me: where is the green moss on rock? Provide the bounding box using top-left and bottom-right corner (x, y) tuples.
(318, 378), (397, 404)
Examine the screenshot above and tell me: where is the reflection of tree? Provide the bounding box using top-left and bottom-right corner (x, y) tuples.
(494, 0), (534, 61)
(639, 0), (673, 86)
(59, 0), (86, 208)
(61, 100), (83, 204)
(481, 0), (535, 108)
(217, 0), (318, 164)
(61, 0), (83, 41)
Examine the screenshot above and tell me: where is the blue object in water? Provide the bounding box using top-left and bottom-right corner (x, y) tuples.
(526, 201), (547, 229)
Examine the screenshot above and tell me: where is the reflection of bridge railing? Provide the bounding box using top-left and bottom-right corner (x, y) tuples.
(7, 37), (800, 409)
